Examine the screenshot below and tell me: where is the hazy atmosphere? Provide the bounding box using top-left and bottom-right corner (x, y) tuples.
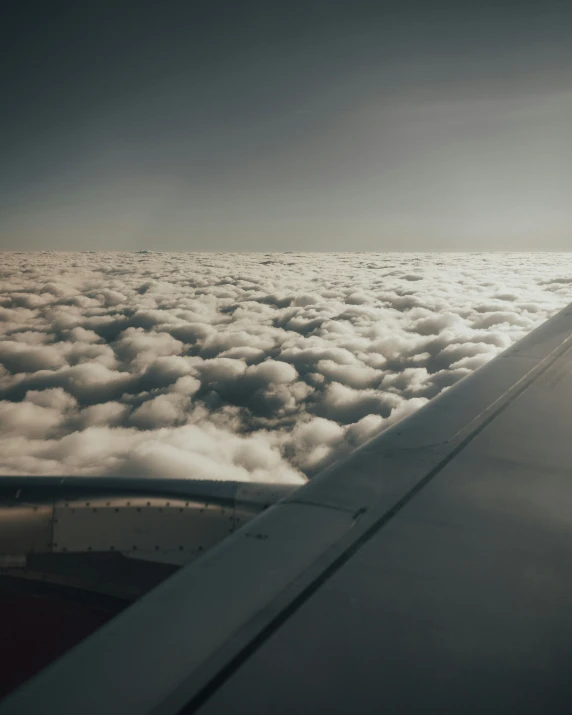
(1, 252), (571, 479)
(2, 4), (572, 478)
(2, 0), (572, 250)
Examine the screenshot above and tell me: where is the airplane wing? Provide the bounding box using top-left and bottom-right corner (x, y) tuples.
(3, 301), (572, 714)
(0, 478), (295, 697)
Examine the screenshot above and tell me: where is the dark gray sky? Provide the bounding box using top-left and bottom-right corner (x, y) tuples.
(2, 0), (571, 251)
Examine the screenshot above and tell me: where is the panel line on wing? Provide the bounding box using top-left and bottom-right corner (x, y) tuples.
(448, 339), (572, 446)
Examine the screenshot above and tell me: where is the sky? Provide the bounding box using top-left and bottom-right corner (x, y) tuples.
(2, 0), (572, 251)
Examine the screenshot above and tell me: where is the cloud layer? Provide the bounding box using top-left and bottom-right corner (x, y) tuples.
(1, 252), (571, 483)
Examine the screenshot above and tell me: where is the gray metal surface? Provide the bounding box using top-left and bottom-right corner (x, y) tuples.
(0, 481), (294, 569)
(52, 497), (239, 563)
(3, 302), (572, 714)
(0, 503), (52, 557)
(0, 482), (294, 605)
(0, 478), (296, 510)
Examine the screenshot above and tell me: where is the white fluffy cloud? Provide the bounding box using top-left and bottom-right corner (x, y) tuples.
(0, 251), (571, 482)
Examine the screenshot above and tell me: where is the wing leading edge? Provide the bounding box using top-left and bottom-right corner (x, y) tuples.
(3, 302), (572, 714)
